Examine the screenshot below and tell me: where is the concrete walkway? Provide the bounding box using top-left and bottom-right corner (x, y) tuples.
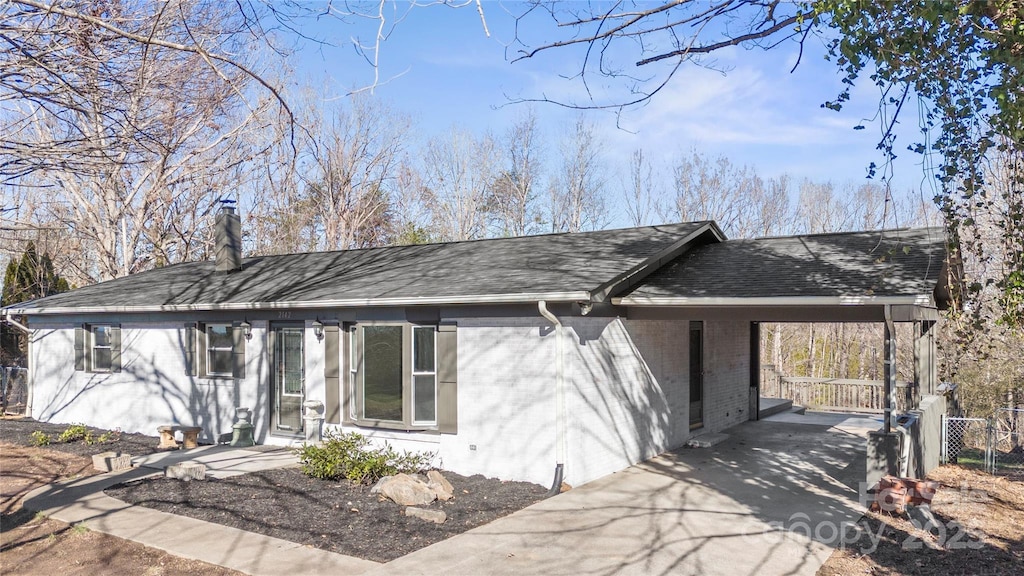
(22, 446), (380, 576)
(24, 419), (872, 576)
(132, 445), (300, 478)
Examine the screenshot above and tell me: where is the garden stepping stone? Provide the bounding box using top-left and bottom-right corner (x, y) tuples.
(405, 506), (446, 524)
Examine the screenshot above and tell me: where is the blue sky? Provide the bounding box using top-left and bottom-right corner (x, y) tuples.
(282, 2), (938, 226)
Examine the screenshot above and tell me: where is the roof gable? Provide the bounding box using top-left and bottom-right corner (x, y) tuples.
(617, 227), (949, 306)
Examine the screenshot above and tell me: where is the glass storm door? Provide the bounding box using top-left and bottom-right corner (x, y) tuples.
(689, 321), (704, 430)
(272, 325), (305, 435)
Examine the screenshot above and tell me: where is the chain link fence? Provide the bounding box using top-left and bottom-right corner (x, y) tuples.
(941, 416), (991, 470)
(992, 408), (1024, 476)
(943, 411), (1024, 476)
(1, 367), (28, 415)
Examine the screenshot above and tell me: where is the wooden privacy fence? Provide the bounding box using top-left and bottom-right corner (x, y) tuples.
(761, 365), (909, 414)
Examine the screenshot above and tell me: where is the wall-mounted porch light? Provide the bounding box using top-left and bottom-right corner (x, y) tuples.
(312, 319), (325, 341)
(239, 320), (252, 340)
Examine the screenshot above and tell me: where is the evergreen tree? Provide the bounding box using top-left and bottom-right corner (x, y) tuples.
(1, 242), (71, 364)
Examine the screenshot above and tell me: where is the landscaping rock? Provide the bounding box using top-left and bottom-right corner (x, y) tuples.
(165, 461), (207, 481)
(92, 451), (132, 472)
(371, 473), (436, 506)
(426, 470), (454, 501)
(404, 506), (446, 524)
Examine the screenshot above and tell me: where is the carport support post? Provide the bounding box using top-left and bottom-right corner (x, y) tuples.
(883, 306), (896, 434)
(914, 320), (937, 398)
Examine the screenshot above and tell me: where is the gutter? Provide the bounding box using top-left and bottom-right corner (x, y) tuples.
(0, 310), (30, 333)
(613, 295), (935, 307)
(6, 291), (593, 316)
(538, 300), (567, 497)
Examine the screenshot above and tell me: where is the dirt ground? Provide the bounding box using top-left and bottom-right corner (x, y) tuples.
(0, 418), (239, 576)
(818, 466), (1024, 575)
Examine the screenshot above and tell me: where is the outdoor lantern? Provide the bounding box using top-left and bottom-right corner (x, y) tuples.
(312, 319), (324, 341)
(239, 320), (252, 340)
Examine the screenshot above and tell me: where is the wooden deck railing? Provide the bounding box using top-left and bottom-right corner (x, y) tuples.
(760, 365), (909, 414)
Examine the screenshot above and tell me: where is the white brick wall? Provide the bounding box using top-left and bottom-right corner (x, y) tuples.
(29, 321), (270, 444)
(563, 317), (691, 484)
(701, 320), (752, 433)
(28, 314), (752, 487)
(326, 317), (558, 486)
(322, 316), (694, 487)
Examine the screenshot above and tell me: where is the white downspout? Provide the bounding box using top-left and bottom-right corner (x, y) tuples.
(538, 300), (566, 496)
(0, 311), (30, 334)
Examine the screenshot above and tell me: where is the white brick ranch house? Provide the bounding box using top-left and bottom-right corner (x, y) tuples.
(1, 206), (953, 488)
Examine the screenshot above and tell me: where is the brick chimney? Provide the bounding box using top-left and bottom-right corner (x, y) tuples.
(215, 200), (243, 273)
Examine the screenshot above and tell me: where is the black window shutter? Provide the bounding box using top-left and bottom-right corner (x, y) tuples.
(184, 323), (197, 376)
(197, 323), (208, 376)
(324, 324), (341, 424)
(110, 325), (122, 373)
(437, 322), (458, 434)
(74, 326), (85, 371)
(231, 322), (246, 379)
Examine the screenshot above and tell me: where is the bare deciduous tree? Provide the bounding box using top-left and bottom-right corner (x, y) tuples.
(671, 150), (790, 238)
(302, 94), (408, 250)
(548, 116), (607, 233)
(3, 1), (278, 283)
(622, 148), (662, 227)
(489, 109), (543, 237)
(423, 127), (496, 242)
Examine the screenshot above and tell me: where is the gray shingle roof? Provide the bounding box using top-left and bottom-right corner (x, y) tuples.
(619, 227), (948, 303)
(11, 222), (713, 313)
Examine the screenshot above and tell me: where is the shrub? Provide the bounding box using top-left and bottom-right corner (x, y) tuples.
(295, 431), (434, 484)
(57, 423), (90, 443)
(30, 430), (51, 446)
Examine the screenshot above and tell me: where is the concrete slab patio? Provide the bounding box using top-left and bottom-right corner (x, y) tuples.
(366, 419), (874, 576)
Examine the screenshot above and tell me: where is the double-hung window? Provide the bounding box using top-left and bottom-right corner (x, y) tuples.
(183, 322), (246, 379)
(91, 325), (112, 372)
(411, 326), (436, 425)
(205, 324), (233, 377)
(74, 324), (121, 373)
(350, 323), (438, 429)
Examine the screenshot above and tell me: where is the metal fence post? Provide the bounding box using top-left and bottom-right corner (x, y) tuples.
(941, 413), (947, 464)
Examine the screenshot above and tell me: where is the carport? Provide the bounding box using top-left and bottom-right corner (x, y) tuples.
(613, 227), (955, 481)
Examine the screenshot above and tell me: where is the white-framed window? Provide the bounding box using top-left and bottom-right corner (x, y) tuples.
(205, 323), (233, 376)
(91, 325), (112, 372)
(412, 325), (437, 426)
(352, 323), (437, 429)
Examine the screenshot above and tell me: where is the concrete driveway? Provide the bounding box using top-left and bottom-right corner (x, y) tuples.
(367, 417), (874, 576)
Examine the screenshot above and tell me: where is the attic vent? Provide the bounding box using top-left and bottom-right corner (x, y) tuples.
(215, 200), (242, 273)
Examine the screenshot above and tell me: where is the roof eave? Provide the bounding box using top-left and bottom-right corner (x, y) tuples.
(612, 294), (936, 307)
(6, 291), (593, 316)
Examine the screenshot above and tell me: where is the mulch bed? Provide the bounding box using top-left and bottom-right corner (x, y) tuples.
(106, 468), (548, 562)
(0, 417), (548, 564)
(0, 417), (163, 458)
